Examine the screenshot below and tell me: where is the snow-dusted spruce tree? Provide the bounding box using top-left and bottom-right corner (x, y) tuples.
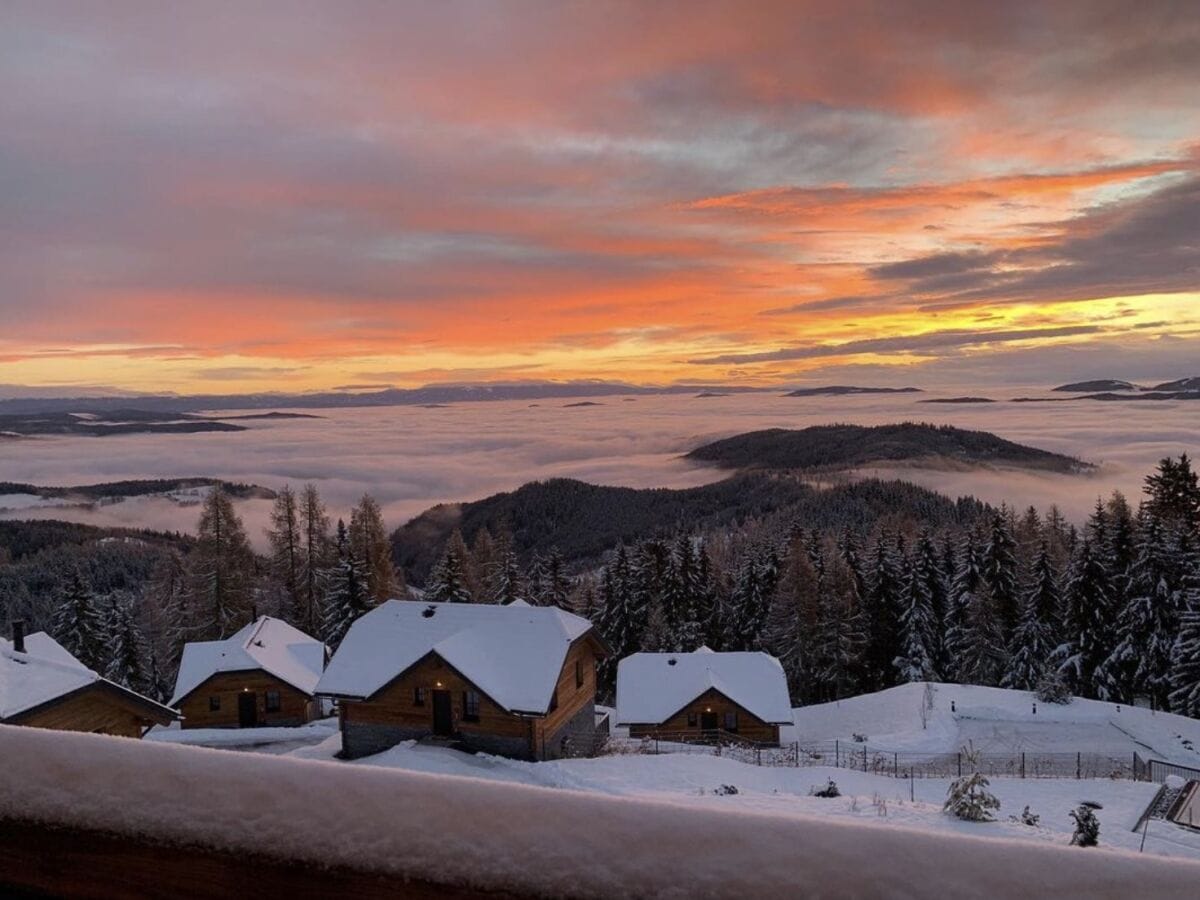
(911, 530), (948, 664)
(1098, 514), (1176, 706)
(1035, 669), (1072, 705)
(957, 583), (1008, 687)
(982, 510), (1020, 640)
(1003, 544), (1060, 691)
(893, 557), (937, 683)
(943, 746), (1000, 822)
(1055, 537), (1112, 699)
(727, 550), (774, 651)
(1169, 562), (1200, 717)
(811, 555), (866, 701)
(1070, 803), (1101, 847)
(542, 547), (571, 609)
(426, 530), (473, 603)
(942, 533), (983, 683)
(52, 567), (109, 672)
(265, 484), (303, 622)
(861, 532), (903, 692)
(764, 537), (820, 699)
(105, 593), (152, 696)
(322, 519), (370, 650)
(298, 483), (333, 634)
(349, 492), (401, 605)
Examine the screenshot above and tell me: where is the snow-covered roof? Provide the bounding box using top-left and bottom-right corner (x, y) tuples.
(616, 650), (793, 725)
(316, 600), (596, 714)
(171, 617), (327, 706)
(1, 632), (176, 722)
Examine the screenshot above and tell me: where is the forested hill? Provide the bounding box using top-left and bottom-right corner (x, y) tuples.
(392, 475), (989, 585)
(685, 423), (1091, 474)
(0, 478), (274, 502)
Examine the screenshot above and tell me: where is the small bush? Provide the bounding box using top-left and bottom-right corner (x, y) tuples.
(811, 779), (841, 798)
(1009, 805), (1040, 827)
(1070, 803), (1100, 847)
(1036, 672), (1072, 705)
(714, 784), (739, 796)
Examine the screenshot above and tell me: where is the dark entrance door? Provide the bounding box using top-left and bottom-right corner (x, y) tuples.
(700, 711), (719, 737)
(238, 692), (258, 728)
(432, 690), (453, 736)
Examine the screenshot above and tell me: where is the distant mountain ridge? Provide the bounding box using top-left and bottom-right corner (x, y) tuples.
(1053, 380), (1140, 392)
(685, 423), (1091, 474)
(784, 385), (923, 397)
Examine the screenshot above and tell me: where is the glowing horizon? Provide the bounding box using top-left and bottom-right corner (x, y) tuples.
(2, 3), (1198, 395)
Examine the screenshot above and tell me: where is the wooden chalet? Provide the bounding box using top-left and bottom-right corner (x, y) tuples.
(316, 599), (609, 760)
(616, 648), (792, 746)
(171, 616), (327, 729)
(1, 621), (177, 737)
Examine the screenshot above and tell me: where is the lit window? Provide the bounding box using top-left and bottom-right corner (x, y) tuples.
(209, 696), (220, 712)
(265, 691), (281, 713)
(463, 690), (481, 721)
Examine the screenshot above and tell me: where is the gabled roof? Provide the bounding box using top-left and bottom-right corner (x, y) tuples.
(1, 632), (177, 723)
(170, 617), (326, 706)
(616, 650), (793, 725)
(316, 599), (597, 715)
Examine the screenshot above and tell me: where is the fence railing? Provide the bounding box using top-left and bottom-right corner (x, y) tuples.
(630, 735), (1144, 780)
(1134, 753), (1200, 784)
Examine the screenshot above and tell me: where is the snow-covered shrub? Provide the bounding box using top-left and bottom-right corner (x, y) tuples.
(1036, 672), (1072, 705)
(1009, 806), (1040, 827)
(944, 746), (1000, 822)
(811, 780), (840, 798)
(714, 784), (739, 796)
(1070, 803), (1101, 847)
(852, 733), (868, 743)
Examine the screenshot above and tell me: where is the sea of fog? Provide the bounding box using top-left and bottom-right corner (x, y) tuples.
(1, 389), (1197, 548)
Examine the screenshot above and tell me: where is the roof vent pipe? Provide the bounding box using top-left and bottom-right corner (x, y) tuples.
(11, 620), (26, 654)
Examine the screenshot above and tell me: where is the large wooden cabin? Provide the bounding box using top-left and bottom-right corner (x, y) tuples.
(317, 600), (609, 760)
(616, 648), (793, 746)
(171, 617), (327, 729)
(1, 622), (177, 737)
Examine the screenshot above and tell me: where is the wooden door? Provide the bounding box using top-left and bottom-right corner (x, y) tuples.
(238, 692), (258, 728)
(432, 690), (453, 736)
(700, 711), (718, 737)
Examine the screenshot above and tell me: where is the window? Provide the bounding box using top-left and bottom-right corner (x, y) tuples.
(549, 688), (559, 712)
(265, 690), (281, 713)
(723, 711), (738, 732)
(575, 659), (584, 689)
(209, 696), (221, 712)
(463, 690), (480, 721)
(414, 687), (426, 706)
(687, 712), (698, 728)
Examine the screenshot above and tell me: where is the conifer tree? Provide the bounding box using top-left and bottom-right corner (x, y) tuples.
(894, 558), (938, 683)
(597, 544), (645, 695)
(958, 583), (1008, 686)
(488, 546), (524, 604)
(52, 568), (108, 672)
(426, 531), (472, 603)
(187, 487), (254, 640)
(298, 483), (332, 634)
(982, 511), (1020, 639)
(265, 484), (302, 620)
(105, 593), (152, 695)
(764, 540), (819, 698)
(811, 556), (865, 701)
(1056, 538), (1112, 698)
(542, 547), (570, 609)
(1003, 544), (1060, 691)
(1169, 556), (1200, 717)
(322, 519), (370, 649)
(727, 551), (772, 650)
(943, 533), (983, 682)
(1145, 454), (1200, 536)
(862, 532), (903, 691)
(349, 493), (400, 604)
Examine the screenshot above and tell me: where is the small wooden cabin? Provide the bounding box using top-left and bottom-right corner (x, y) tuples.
(1, 623), (177, 737)
(616, 648), (792, 746)
(171, 617), (327, 729)
(317, 600), (609, 760)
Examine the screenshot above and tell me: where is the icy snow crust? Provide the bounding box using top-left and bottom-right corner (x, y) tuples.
(4, 725), (1200, 899)
(617, 650), (793, 725)
(316, 599), (593, 713)
(170, 616), (326, 706)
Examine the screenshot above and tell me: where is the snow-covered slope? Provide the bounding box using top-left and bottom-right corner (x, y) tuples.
(4, 724), (1199, 897)
(789, 683), (1200, 764)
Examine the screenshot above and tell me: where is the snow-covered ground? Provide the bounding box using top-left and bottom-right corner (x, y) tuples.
(5, 723), (1200, 898)
(146, 718), (337, 754)
(788, 682), (1200, 763)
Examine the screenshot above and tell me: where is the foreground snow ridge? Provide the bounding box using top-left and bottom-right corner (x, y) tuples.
(3, 726), (1199, 898)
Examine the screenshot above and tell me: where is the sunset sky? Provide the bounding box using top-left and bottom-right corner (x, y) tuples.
(2, 1), (1198, 395)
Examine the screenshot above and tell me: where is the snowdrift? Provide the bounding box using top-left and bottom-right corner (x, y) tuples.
(2, 725), (1200, 898)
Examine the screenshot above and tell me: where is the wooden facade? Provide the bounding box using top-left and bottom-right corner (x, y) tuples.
(627, 687), (781, 745)
(4, 682), (176, 737)
(177, 670), (320, 730)
(338, 634), (603, 760)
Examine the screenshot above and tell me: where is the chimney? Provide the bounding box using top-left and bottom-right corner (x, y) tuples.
(11, 620), (26, 654)
(251, 603), (259, 623)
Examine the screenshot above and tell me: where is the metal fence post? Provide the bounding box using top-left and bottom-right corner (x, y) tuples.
(863, 746), (868, 772)
(835, 739), (839, 768)
(957, 752), (962, 778)
(894, 752), (898, 778)
(1021, 752), (1025, 779)
(1076, 752), (1081, 779)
